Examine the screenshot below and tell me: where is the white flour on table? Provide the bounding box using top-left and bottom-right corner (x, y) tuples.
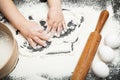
(3, 2), (120, 80)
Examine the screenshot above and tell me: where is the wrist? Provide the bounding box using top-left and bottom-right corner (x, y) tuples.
(49, 6), (62, 10)
(49, 7), (62, 13)
(12, 18), (28, 31)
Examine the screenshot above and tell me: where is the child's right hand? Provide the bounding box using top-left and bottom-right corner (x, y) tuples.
(18, 20), (49, 48)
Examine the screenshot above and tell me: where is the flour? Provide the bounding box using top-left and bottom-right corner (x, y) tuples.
(4, 2), (120, 80)
(0, 31), (13, 68)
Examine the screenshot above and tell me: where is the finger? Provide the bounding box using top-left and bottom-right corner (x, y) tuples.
(51, 22), (58, 32)
(46, 25), (52, 33)
(27, 38), (36, 48)
(47, 32), (54, 38)
(33, 36), (46, 46)
(38, 29), (44, 33)
(35, 26), (44, 33)
(46, 20), (52, 33)
(36, 32), (49, 41)
(62, 21), (67, 31)
(57, 23), (63, 36)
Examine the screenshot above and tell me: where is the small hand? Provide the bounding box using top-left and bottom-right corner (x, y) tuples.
(46, 8), (66, 36)
(19, 21), (49, 48)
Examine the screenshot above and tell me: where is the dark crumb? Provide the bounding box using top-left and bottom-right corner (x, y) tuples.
(43, 26), (47, 30)
(62, 9), (70, 11)
(28, 16), (34, 20)
(20, 46), (24, 48)
(16, 30), (20, 35)
(39, 20), (46, 26)
(80, 16), (84, 23)
(39, 20), (47, 30)
(67, 20), (77, 27)
(23, 42), (28, 47)
(40, 0), (47, 2)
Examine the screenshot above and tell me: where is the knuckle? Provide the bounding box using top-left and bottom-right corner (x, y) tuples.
(34, 37), (39, 42)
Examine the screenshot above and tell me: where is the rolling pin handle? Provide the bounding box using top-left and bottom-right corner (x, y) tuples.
(95, 10), (109, 33)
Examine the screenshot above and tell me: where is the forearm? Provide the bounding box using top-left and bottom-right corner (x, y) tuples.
(47, 0), (62, 10)
(0, 0), (27, 30)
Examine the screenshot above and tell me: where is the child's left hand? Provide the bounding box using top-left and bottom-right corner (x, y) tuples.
(46, 8), (66, 36)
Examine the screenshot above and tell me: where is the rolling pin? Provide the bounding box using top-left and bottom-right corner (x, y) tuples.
(71, 10), (109, 80)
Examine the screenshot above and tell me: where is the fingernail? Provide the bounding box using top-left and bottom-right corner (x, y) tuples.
(48, 38), (53, 42)
(64, 28), (67, 32)
(50, 31), (56, 37)
(61, 31), (65, 34)
(34, 45), (42, 49)
(52, 31), (55, 34)
(32, 42), (37, 49)
(40, 40), (46, 47)
(57, 34), (60, 37)
(57, 32), (60, 37)
(43, 43), (47, 47)
(54, 33), (58, 37)
(33, 46), (38, 49)
(47, 32), (53, 38)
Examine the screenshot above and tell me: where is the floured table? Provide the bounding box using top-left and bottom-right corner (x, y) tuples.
(0, 1), (120, 80)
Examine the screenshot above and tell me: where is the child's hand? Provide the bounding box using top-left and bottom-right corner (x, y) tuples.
(47, 8), (66, 36)
(19, 21), (49, 48)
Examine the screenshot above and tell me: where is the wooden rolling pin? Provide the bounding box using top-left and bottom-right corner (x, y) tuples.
(71, 10), (109, 80)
